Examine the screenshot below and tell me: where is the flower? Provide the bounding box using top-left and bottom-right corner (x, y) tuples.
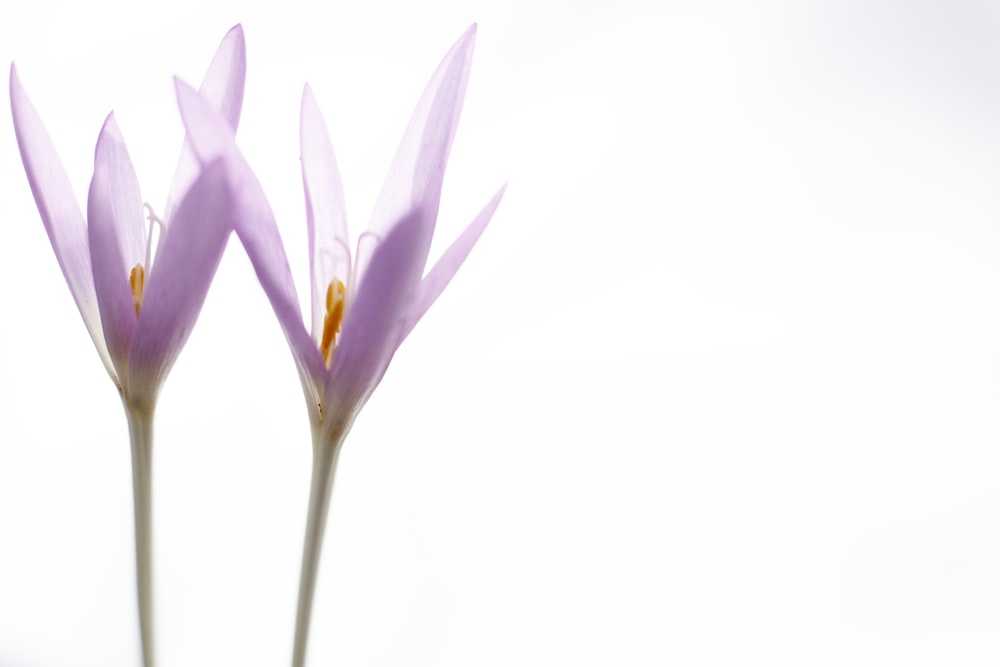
(9, 26), (247, 667)
(9, 25), (246, 410)
(173, 24), (504, 666)
(175, 23), (504, 439)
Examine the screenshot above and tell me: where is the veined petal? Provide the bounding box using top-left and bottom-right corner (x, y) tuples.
(164, 24), (247, 224)
(87, 114), (146, 384)
(398, 185), (505, 344)
(9, 64), (115, 379)
(355, 24), (477, 283)
(322, 207), (433, 440)
(173, 78), (327, 388)
(128, 159), (232, 405)
(301, 83), (350, 345)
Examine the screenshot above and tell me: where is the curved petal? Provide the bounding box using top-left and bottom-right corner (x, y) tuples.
(164, 24), (247, 224)
(87, 114), (146, 384)
(398, 184), (505, 344)
(301, 83), (350, 344)
(173, 78), (327, 389)
(127, 159), (232, 405)
(322, 207), (433, 440)
(355, 24), (477, 283)
(9, 64), (115, 379)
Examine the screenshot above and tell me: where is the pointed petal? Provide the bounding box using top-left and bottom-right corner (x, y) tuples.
(127, 159), (232, 404)
(9, 64), (116, 379)
(173, 78), (327, 388)
(164, 24), (247, 223)
(87, 114), (146, 384)
(398, 185), (505, 343)
(322, 207), (433, 438)
(301, 83), (351, 344)
(355, 24), (477, 282)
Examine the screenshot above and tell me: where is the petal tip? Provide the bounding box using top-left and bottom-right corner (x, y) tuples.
(460, 23), (478, 49)
(302, 81), (316, 109)
(9, 62), (25, 100)
(97, 111), (123, 148)
(221, 23), (246, 52)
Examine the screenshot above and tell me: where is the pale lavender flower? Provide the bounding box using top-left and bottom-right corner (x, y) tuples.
(9, 26), (246, 667)
(174, 24), (503, 666)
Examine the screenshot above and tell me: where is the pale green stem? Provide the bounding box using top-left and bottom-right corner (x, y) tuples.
(124, 401), (156, 667)
(291, 427), (345, 667)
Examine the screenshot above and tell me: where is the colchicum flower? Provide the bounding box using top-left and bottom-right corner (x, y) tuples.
(174, 24), (504, 666)
(9, 26), (246, 667)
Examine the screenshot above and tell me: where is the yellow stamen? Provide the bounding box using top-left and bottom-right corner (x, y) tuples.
(320, 279), (347, 365)
(129, 263), (145, 317)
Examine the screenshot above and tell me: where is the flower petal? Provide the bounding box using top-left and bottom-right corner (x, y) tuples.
(9, 64), (116, 379)
(301, 84), (351, 345)
(322, 206), (433, 439)
(173, 78), (327, 389)
(87, 113), (147, 385)
(354, 24), (477, 283)
(127, 159), (232, 405)
(164, 24), (247, 224)
(398, 185), (505, 344)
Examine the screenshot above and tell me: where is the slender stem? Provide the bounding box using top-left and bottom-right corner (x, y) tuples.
(291, 429), (344, 667)
(124, 401), (156, 667)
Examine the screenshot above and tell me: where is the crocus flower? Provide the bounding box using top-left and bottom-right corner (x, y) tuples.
(174, 24), (503, 666)
(9, 26), (246, 667)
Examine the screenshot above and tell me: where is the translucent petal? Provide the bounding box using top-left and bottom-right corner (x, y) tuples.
(301, 84), (350, 344)
(321, 207), (433, 440)
(173, 78), (327, 389)
(354, 24), (477, 283)
(9, 64), (116, 379)
(399, 185), (505, 343)
(128, 159), (232, 405)
(164, 24), (247, 224)
(87, 114), (145, 384)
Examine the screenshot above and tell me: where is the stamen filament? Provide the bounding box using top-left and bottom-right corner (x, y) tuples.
(142, 203), (166, 270)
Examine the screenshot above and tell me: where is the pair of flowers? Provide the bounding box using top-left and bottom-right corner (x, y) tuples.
(10, 24), (502, 667)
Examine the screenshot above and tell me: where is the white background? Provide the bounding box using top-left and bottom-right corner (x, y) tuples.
(2, 0), (1000, 665)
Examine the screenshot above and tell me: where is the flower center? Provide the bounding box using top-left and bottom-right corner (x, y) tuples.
(320, 279), (347, 366)
(129, 264), (145, 316)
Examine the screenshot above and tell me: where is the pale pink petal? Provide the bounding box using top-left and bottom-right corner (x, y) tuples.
(398, 185), (505, 343)
(9, 64), (115, 379)
(173, 78), (327, 387)
(354, 24), (477, 283)
(301, 83), (350, 344)
(321, 207), (433, 439)
(128, 159), (232, 404)
(164, 24), (247, 224)
(86, 113), (146, 384)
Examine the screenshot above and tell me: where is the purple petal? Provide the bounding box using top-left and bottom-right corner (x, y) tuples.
(127, 159), (232, 404)
(354, 24), (477, 283)
(321, 207), (433, 439)
(9, 64), (116, 379)
(164, 24), (247, 224)
(173, 78), (327, 388)
(87, 113), (146, 384)
(301, 83), (350, 345)
(398, 185), (505, 344)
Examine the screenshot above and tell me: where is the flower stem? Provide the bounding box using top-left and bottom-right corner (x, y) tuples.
(291, 430), (344, 667)
(124, 401), (156, 667)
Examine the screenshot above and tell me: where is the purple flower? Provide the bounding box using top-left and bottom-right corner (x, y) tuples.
(10, 25), (246, 410)
(176, 23), (503, 439)
(9, 26), (246, 667)
(174, 24), (503, 665)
